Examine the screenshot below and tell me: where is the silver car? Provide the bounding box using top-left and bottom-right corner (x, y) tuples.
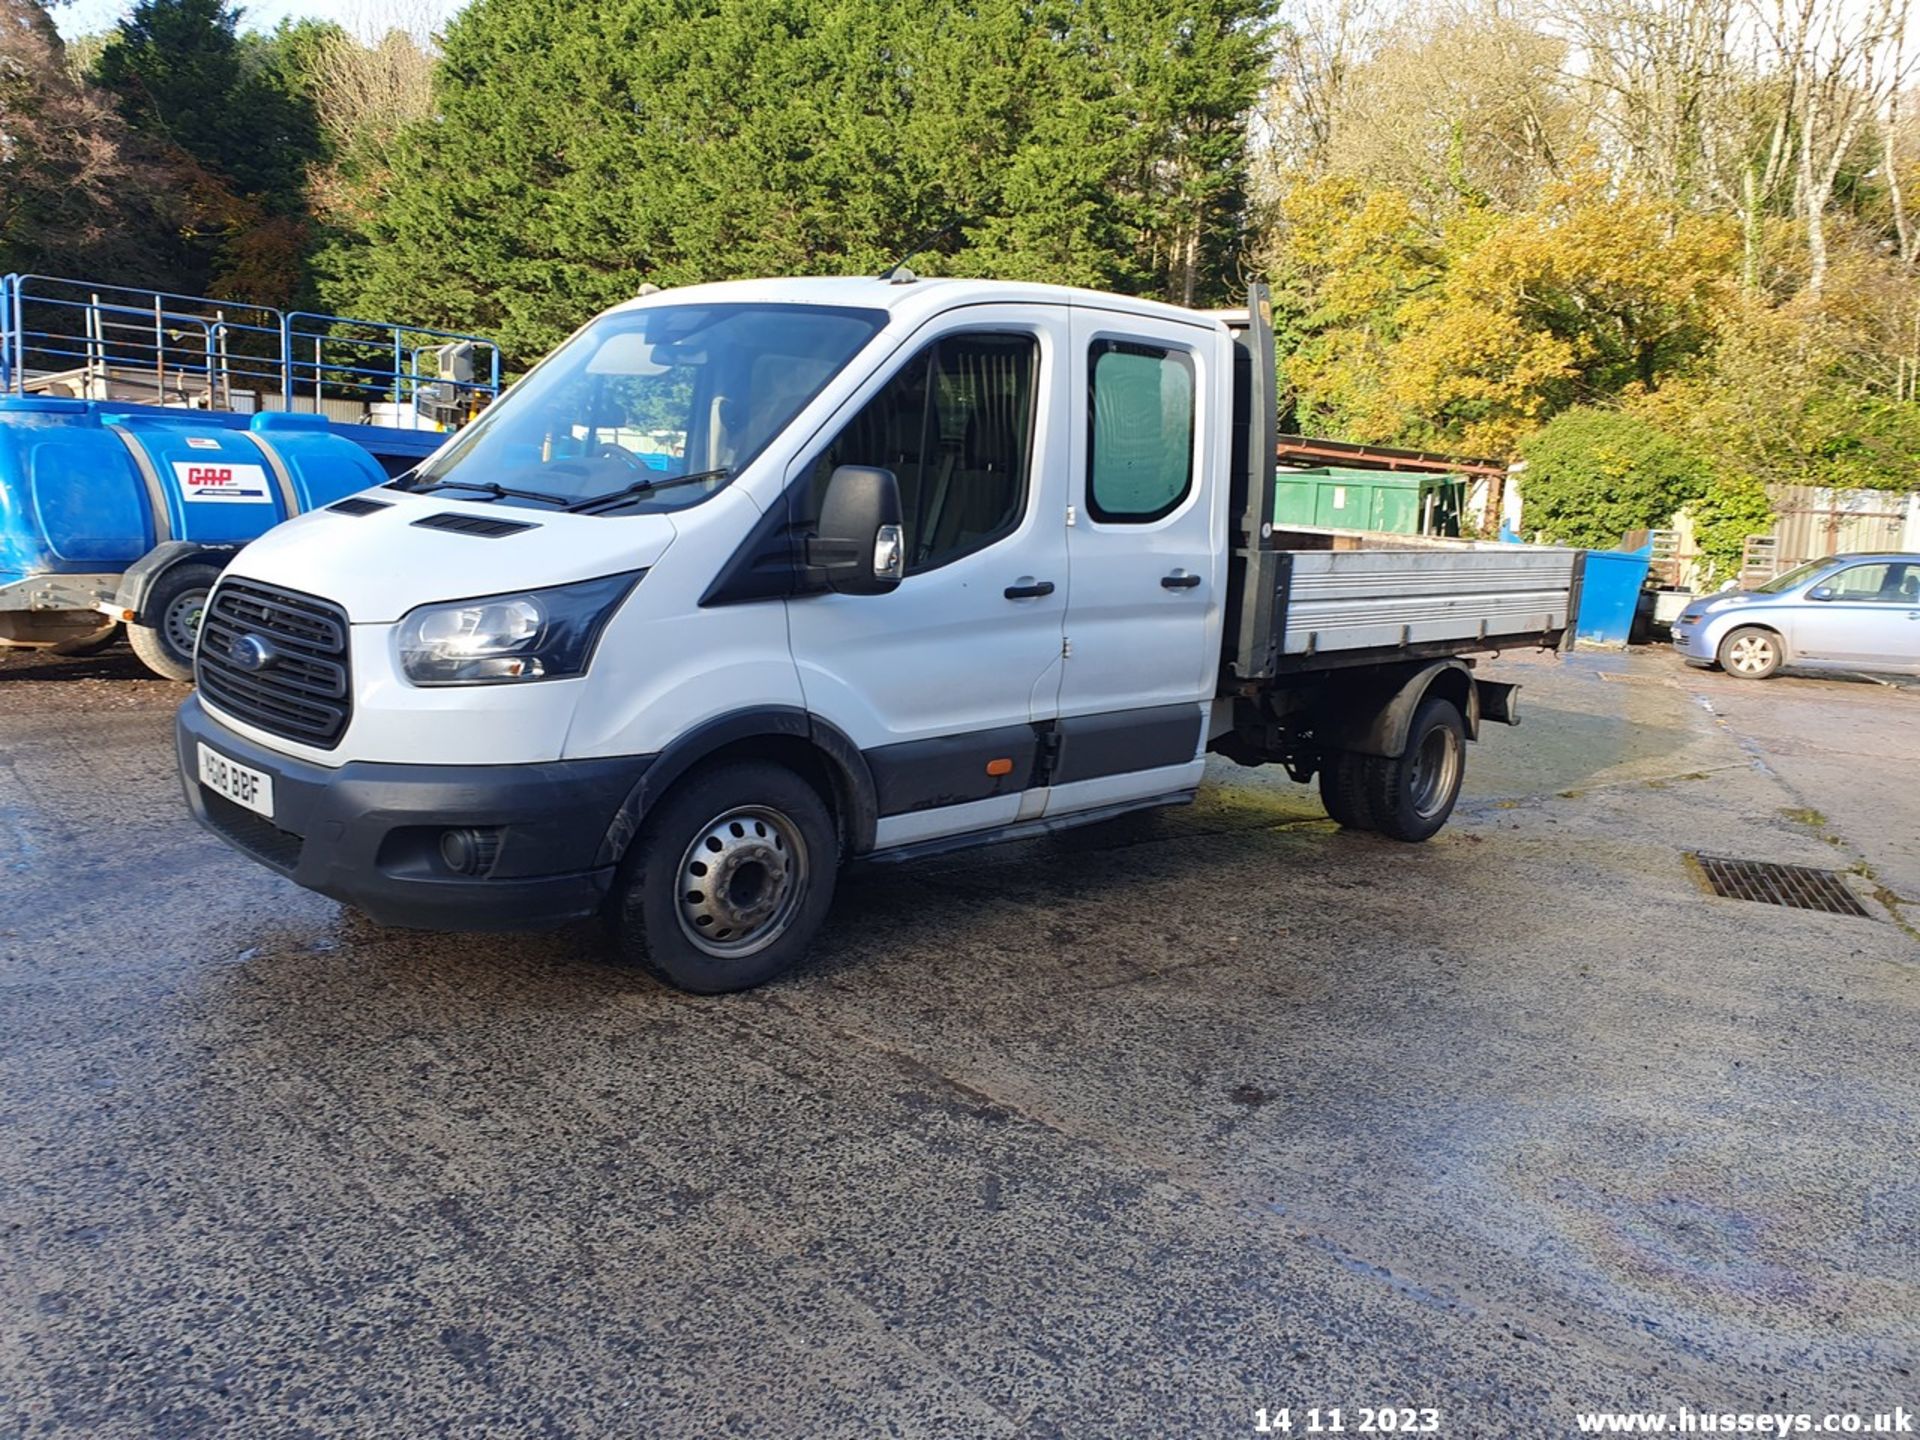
(1673, 551), (1920, 680)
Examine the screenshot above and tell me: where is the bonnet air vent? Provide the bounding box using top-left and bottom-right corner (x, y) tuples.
(411, 512), (541, 538)
(327, 497), (392, 516)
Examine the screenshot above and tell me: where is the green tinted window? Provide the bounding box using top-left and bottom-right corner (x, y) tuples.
(1088, 341), (1195, 523)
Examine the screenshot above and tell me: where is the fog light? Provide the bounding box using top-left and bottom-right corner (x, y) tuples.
(439, 826), (503, 876)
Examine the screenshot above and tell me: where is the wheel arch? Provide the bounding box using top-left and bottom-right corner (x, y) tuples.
(113, 541), (240, 624)
(1316, 659), (1482, 760)
(595, 706), (879, 867)
(1715, 617), (1789, 664)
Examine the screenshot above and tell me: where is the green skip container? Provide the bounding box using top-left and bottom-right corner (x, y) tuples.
(1273, 466), (1465, 537)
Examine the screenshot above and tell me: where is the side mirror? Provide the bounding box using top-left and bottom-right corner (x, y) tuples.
(1808, 585), (1835, 601)
(807, 465), (903, 596)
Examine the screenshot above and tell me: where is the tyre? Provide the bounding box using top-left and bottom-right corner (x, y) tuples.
(1318, 750), (1377, 830)
(1363, 696), (1465, 843)
(128, 563), (223, 681)
(605, 760), (838, 994)
(1717, 625), (1782, 680)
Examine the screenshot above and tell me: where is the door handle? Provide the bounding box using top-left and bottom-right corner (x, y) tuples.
(1004, 580), (1056, 600)
(1161, 572), (1202, 590)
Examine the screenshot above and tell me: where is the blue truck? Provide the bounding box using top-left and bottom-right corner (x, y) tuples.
(0, 273), (500, 677)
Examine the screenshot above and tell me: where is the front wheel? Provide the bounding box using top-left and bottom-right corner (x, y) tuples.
(605, 760), (839, 993)
(1363, 696), (1466, 843)
(1717, 625), (1783, 680)
(127, 562), (223, 681)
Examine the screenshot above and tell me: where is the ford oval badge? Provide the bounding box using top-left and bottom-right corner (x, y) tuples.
(231, 634), (278, 672)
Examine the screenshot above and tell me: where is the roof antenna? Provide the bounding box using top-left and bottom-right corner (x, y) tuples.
(877, 220), (960, 284)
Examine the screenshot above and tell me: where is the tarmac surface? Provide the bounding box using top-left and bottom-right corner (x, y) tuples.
(1, 640), (1916, 1439)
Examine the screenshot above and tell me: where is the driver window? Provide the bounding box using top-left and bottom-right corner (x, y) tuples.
(1825, 564), (1897, 601)
(810, 332), (1037, 574)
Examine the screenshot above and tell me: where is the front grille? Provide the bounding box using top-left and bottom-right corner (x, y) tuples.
(196, 578), (352, 748)
(201, 792), (304, 871)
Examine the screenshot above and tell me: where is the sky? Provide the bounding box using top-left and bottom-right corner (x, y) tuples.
(54, 0), (463, 40)
(51, 0), (1897, 46)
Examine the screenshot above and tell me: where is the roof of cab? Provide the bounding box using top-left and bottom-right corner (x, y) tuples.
(605, 275), (1226, 332)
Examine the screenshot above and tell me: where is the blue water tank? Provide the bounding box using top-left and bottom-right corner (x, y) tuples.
(0, 399), (385, 586)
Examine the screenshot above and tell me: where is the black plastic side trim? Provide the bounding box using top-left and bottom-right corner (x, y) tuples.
(595, 706), (881, 863)
(699, 483), (808, 607)
(866, 724), (1039, 816)
(1052, 704), (1204, 786)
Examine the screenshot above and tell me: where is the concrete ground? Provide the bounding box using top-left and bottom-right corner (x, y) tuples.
(1, 640), (1915, 1439)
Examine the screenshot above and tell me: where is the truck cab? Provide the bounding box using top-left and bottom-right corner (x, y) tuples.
(178, 276), (1574, 992)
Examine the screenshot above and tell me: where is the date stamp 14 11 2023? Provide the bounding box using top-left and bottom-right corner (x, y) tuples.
(1255, 1407), (1442, 1434)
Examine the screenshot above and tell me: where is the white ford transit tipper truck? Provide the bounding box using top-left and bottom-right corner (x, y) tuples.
(176, 277), (1583, 992)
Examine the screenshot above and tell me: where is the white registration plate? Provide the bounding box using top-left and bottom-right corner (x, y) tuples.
(198, 743), (274, 819)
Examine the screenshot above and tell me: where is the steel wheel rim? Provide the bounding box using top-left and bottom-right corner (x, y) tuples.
(163, 589), (209, 659)
(1408, 724), (1461, 819)
(1729, 634), (1774, 674)
(675, 805), (809, 960)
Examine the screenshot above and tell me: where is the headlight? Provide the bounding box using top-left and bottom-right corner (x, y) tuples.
(397, 572), (641, 685)
(1678, 611), (1703, 625)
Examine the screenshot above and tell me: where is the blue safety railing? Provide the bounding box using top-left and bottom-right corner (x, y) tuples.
(0, 273), (502, 429)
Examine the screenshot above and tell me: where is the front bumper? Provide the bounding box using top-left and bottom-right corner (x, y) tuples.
(177, 697), (652, 930)
(1670, 620), (1713, 664)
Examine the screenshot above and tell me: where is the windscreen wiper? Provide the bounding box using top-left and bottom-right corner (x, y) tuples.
(566, 467), (734, 515)
(409, 479), (576, 507)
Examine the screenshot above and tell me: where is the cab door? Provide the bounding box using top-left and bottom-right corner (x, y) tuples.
(1790, 561), (1920, 668)
(784, 306), (1071, 848)
(1047, 305), (1224, 815)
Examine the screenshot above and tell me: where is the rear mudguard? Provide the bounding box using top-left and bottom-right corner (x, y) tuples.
(114, 542), (241, 625)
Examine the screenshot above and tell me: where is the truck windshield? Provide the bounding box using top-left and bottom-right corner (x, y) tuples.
(407, 302), (887, 513)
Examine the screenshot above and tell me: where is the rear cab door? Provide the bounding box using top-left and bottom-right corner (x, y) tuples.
(1046, 302), (1228, 816)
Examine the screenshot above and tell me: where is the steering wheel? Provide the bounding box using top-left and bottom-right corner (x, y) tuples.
(593, 443), (646, 472)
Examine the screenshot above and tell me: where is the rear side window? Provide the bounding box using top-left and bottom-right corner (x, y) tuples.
(1087, 340), (1195, 523)
(810, 333), (1037, 574)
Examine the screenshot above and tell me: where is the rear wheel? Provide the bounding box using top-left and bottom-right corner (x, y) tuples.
(128, 563), (222, 681)
(1717, 625), (1782, 680)
(1363, 696), (1466, 843)
(605, 760), (838, 994)
(1318, 751), (1377, 830)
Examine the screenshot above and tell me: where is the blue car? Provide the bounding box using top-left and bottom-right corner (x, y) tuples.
(1672, 551), (1920, 680)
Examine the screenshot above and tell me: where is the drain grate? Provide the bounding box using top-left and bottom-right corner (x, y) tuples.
(1690, 854), (1871, 918)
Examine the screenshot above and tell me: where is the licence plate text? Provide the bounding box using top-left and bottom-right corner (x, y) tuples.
(197, 743), (274, 819)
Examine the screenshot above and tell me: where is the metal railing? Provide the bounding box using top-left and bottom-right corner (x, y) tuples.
(0, 273), (502, 430)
